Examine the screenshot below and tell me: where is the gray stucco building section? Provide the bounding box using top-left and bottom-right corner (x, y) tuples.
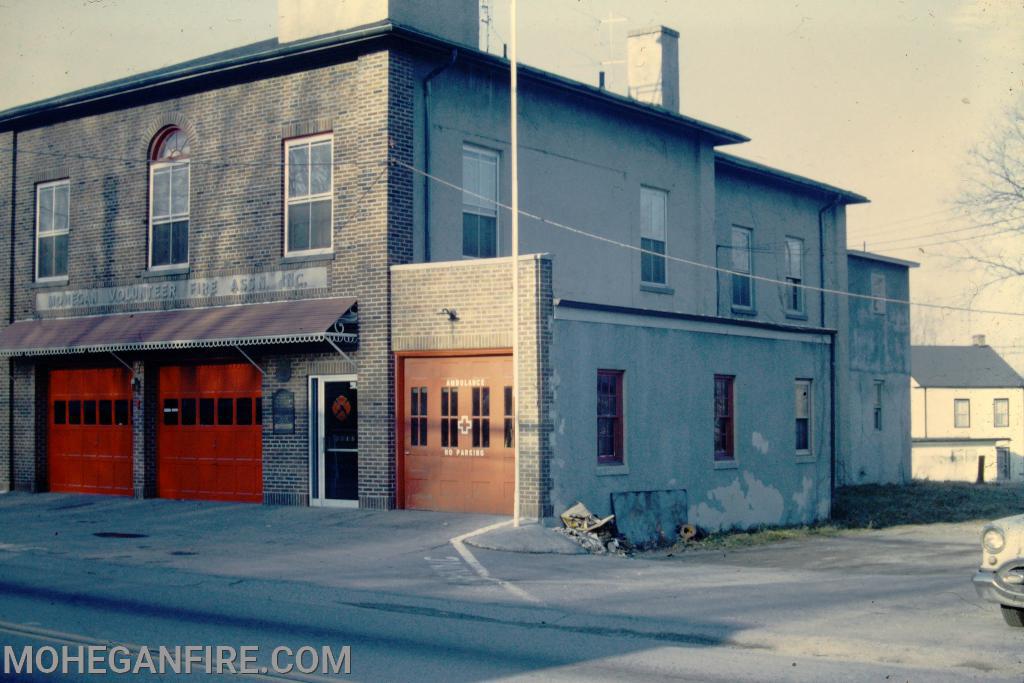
(842, 252), (916, 485)
(550, 304), (834, 531)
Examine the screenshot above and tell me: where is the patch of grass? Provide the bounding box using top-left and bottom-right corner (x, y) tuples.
(673, 524), (844, 552)
(831, 481), (1024, 529)
(662, 481), (1024, 554)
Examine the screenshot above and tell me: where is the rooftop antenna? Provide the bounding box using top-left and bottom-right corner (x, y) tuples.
(481, 0), (494, 53)
(598, 9), (627, 88)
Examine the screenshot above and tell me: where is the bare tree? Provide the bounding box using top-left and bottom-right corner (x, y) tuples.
(954, 102), (1024, 292)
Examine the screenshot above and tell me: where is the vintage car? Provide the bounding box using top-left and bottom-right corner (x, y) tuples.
(973, 514), (1024, 626)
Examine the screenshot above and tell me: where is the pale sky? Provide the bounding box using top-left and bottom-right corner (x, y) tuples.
(1, 0), (1022, 364)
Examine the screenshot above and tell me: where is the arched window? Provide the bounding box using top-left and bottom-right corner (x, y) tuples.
(149, 127), (190, 269)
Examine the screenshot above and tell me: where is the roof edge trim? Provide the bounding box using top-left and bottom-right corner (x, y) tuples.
(715, 151), (869, 204)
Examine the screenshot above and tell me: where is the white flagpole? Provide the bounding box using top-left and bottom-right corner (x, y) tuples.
(510, 0), (521, 527)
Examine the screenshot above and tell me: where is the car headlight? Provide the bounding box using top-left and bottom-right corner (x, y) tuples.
(983, 526), (1006, 554)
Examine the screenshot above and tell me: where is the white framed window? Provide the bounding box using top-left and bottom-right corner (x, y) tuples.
(640, 187), (667, 284)
(462, 145), (499, 258)
(36, 179), (69, 281)
(731, 226), (753, 310)
(148, 127), (190, 269)
(785, 237), (804, 314)
(795, 379), (812, 455)
(285, 133), (334, 256)
(994, 398), (1009, 428)
(871, 271), (886, 314)
(954, 398), (970, 428)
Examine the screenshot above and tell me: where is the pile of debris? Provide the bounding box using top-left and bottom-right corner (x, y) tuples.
(555, 502), (629, 556)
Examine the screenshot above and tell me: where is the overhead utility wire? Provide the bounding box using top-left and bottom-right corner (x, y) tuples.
(11, 144), (1015, 252)
(856, 216), (1024, 250)
(848, 206), (962, 237)
(876, 226), (1022, 252)
(6, 142), (1020, 317)
(391, 158), (1024, 319)
(856, 215), (1021, 248)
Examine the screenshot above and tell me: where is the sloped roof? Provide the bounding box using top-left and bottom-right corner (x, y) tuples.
(0, 23), (748, 146)
(911, 345), (1024, 388)
(847, 250), (919, 269)
(715, 152), (868, 205)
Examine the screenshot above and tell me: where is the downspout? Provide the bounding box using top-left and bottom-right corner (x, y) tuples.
(818, 194), (841, 510)
(422, 49), (458, 262)
(7, 130), (15, 492)
(817, 194), (841, 328)
(829, 331), (837, 508)
(923, 387), (928, 438)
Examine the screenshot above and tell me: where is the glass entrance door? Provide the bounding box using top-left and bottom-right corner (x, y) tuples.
(309, 375), (358, 507)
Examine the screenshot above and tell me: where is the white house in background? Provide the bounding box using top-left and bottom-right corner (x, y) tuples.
(911, 337), (1024, 483)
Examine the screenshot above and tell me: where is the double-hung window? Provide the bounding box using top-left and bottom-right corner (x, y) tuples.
(731, 227), (753, 310)
(597, 370), (624, 464)
(994, 399), (1009, 428)
(640, 187), (667, 285)
(286, 134), (333, 255)
(795, 380), (812, 454)
(785, 237), (804, 314)
(149, 127), (190, 269)
(462, 145), (499, 258)
(36, 180), (69, 280)
(714, 375), (735, 460)
(954, 398), (970, 428)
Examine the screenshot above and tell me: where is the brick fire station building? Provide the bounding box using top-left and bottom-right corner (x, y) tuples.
(0, 0), (912, 530)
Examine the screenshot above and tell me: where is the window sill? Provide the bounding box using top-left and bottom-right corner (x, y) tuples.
(142, 266), (190, 279)
(596, 464), (629, 476)
(795, 454), (816, 464)
(280, 252), (335, 266)
(713, 459), (739, 470)
(30, 277), (69, 289)
(785, 310), (808, 321)
(730, 306), (757, 316)
(640, 283), (674, 295)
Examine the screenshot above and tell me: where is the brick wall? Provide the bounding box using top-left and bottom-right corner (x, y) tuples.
(391, 255), (555, 518)
(131, 360), (156, 498)
(11, 358), (43, 492)
(0, 131), (11, 492)
(1, 48), (415, 506)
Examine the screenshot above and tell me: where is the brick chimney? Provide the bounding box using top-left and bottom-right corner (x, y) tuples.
(972, 334), (987, 347)
(626, 26), (680, 112)
(278, 0), (480, 48)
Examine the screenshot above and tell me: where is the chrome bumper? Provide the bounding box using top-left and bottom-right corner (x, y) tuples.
(974, 570), (1024, 609)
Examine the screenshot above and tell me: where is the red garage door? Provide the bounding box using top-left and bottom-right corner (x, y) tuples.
(49, 368), (133, 496)
(157, 364), (262, 503)
(402, 355), (514, 514)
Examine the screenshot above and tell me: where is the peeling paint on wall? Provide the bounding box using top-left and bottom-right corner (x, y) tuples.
(791, 475), (814, 515)
(691, 472), (785, 530)
(752, 432), (770, 455)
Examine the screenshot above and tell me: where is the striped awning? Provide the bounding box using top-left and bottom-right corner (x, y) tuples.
(0, 297), (357, 357)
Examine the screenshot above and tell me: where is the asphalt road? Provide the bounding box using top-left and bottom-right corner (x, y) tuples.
(0, 492), (1019, 681)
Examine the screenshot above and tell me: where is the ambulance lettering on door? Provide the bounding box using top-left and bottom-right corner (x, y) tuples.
(444, 379), (487, 457)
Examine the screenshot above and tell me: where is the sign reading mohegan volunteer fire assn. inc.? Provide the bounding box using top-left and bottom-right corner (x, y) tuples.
(36, 267), (328, 312)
